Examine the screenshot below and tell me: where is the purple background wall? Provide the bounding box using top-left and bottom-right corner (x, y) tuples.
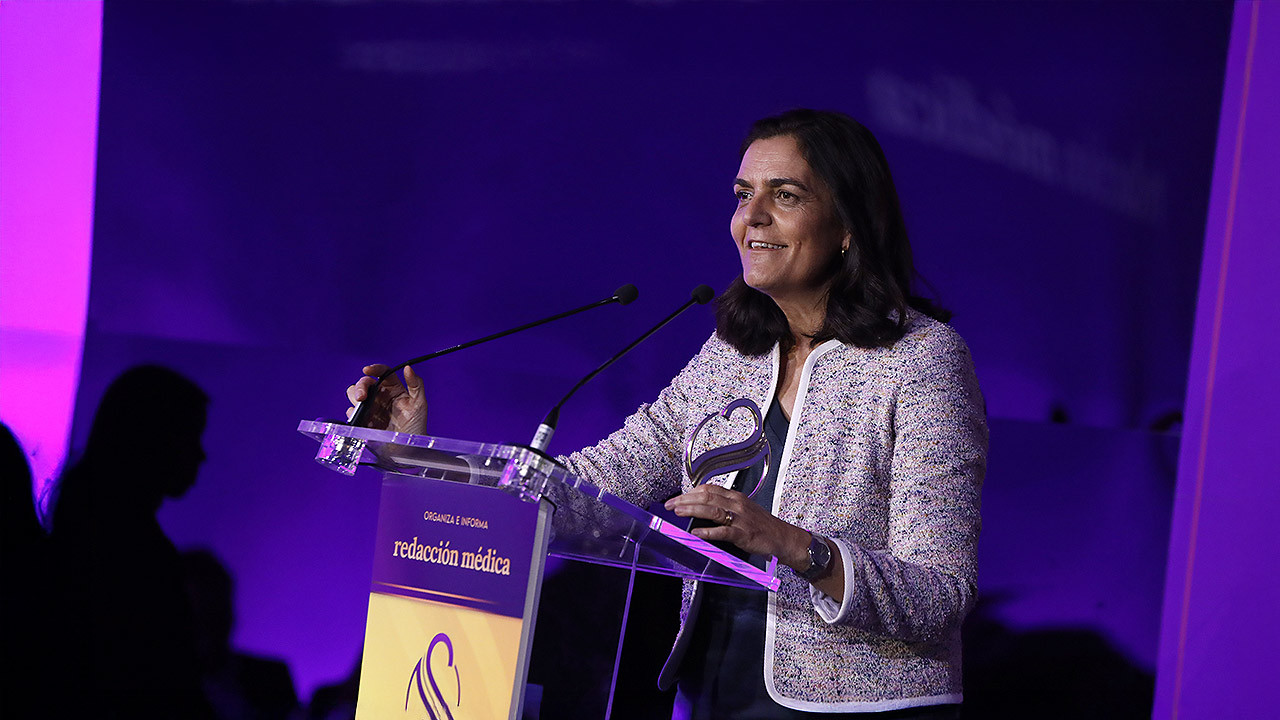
(42, 0), (1235, 706)
(1155, 3), (1280, 718)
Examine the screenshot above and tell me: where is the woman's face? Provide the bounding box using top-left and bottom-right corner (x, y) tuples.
(731, 135), (849, 304)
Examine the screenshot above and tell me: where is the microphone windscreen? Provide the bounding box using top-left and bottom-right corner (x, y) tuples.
(691, 284), (715, 305)
(613, 284), (639, 305)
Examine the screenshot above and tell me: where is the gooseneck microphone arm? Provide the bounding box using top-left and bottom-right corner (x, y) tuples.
(529, 284), (715, 453)
(348, 284), (639, 428)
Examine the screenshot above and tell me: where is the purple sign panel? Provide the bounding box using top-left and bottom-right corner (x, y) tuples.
(371, 476), (540, 619)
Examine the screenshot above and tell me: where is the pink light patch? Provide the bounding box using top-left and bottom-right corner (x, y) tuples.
(0, 0), (103, 512)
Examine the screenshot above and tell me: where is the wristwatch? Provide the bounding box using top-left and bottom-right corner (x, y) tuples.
(795, 532), (833, 582)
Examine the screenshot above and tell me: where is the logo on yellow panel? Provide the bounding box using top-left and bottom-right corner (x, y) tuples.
(405, 633), (461, 719)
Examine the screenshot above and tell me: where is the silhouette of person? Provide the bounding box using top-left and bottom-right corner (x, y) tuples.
(49, 365), (214, 719)
(181, 548), (299, 720)
(1, 422), (58, 717)
(1, 422), (45, 558)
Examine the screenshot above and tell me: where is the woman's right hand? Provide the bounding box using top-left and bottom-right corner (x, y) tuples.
(345, 364), (428, 436)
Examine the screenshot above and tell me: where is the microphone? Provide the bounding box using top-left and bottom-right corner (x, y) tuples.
(529, 284), (715, 453)
(348, 284), (639, 428)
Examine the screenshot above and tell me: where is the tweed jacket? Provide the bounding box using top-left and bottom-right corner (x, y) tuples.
(562, 313), (987, 712)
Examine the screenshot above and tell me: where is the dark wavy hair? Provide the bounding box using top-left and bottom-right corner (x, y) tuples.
(715, 109), (949, 355)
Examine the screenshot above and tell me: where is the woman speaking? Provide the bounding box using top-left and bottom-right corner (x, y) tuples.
(347, 109), (986, 718)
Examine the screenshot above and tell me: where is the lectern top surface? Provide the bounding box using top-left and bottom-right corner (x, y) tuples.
(299, 420), (779, 591)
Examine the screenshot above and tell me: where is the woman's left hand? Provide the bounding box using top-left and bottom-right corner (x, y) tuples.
(664, 484), (811, 569)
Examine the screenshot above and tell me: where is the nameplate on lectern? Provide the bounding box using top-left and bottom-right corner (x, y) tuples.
(356, 475), (549, 720)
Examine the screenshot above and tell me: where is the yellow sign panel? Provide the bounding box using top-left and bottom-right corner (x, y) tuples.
(357, 592), (525, 720)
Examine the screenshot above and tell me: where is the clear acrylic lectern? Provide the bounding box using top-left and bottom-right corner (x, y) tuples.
(299, 419), (776, 720)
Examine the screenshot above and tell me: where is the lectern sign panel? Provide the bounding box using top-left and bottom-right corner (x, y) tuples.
(357, 476), (542, 720)
(370, 477), (536, 619)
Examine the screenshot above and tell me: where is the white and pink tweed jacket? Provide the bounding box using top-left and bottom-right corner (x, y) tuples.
(562, 312), (987, 713)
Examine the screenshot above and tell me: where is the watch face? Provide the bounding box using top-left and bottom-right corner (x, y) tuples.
(811, 536), (831, 567)
(798, 534), (831, 581)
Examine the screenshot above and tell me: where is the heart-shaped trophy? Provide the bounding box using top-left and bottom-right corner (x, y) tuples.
(683, 397), (772, 497)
